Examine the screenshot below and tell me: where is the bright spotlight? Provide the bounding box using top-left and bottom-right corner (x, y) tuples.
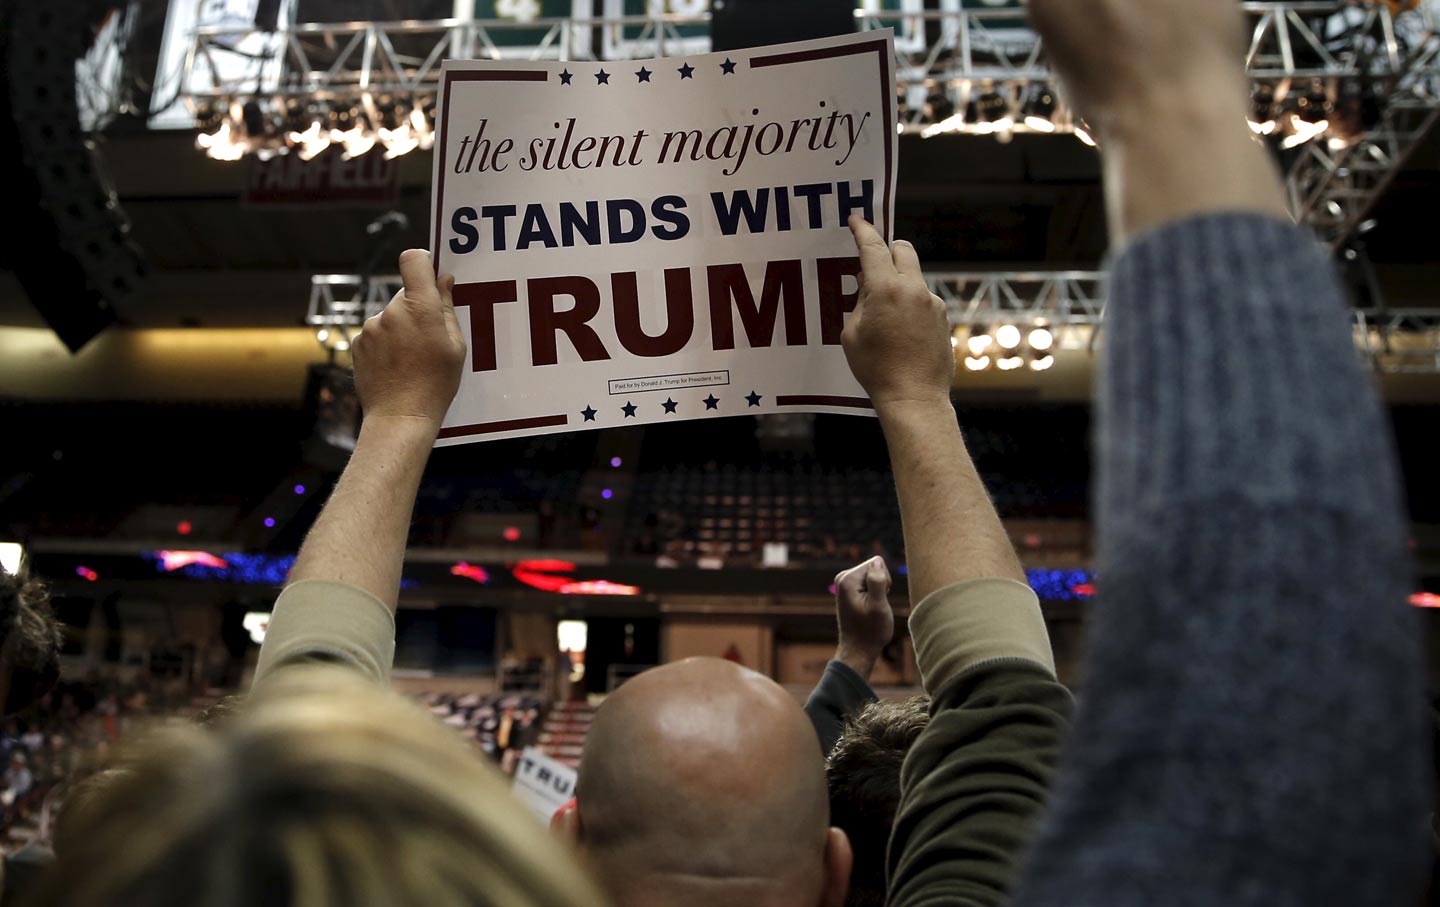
(995, 324), (1022, 350)
(964, 356), (992, 372)
(1022, 84), (1057, 132)
(1028, 327), (1054, 351)
(1030, 355), (1055, 371)
(0, 543), (24, 575)
(967, 332), (993, 356)
(997, 355), (1025, 371)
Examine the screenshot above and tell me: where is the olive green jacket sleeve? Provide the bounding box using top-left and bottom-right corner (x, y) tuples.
(251, 579), (396, 688)
(887, 579), (1073, 907)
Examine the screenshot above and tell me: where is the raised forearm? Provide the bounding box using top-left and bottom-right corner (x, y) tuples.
(286, 416), (437, 609)
(878, 399), (1025, 605)
(1103, 95), (1288, 247)
(832, 645), (877, 681)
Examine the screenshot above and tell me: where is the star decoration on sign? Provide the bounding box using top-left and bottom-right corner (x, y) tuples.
(677, 62), (695, 79)
(720, 58), (737, 75)
(662, 397), (679, 414)
(635, 67), (652, 82)
(622, 401), (638, 418)
(595, 69), (611, 84)
(703, 394), (720, 410)
(581, 405), (597, 422)
(745, 390), (763, 407)
(559, 69), (574, 85)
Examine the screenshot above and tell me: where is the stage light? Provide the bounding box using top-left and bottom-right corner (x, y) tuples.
(76, 566), (98, 582)
(1028, 327), (1054, 351)
(155, 551), (228, 572)
(964, 356), (991, 372)
(503, 526), (522, 542)
(1282, 84), (1331, 149)
(557, 620), (588, 653)
(289, 116), (332, 161)
(1029, 355), (1055, 371)
(195, 102), (224, 134)
(1022, 84), (1057, 132)
(976, 86), (1013, 131)
(601, 488), (614, 500)
(451, 561), (490, 584)
(377, 97), (421, 159)
(995, 324), (1022, 350)
(997, 355), (1024, 371)
(416, 96), (438, 151)
(293, 484), (306, 495)
(610, 457), (623, 468)
(967, 328), (993, 357)
(244, 612), (270, 644)
(1249, 84), (1277, 136)
(951, 335), (960, 348)
(196, 112), (246, 162)
(331, 106), (377, 160)
(1298, 84), (1331, 125)
(921, 91), (964, 138)
(0, 543), (24, 575)
(263, 517), (276, 528)
(559, 580), (641, 596)
(1074, 123), (1097, 147)
(1281, 115), (1329, 150)
(176, 521), (193, 536)
(921, 91), (965, 138)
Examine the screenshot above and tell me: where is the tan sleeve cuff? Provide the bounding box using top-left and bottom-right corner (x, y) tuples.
(909, 577), (1055, 693)
(252, 579), (396, 688)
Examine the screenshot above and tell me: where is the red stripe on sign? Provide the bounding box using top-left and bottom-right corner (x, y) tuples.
(775, 395), (873, 409)
(438, 414), (569, 439)
(432, 69), (550, 274)
(749, 38), (894, 239)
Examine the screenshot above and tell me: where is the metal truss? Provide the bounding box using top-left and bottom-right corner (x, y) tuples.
(312, 271), (1440, 375)
(927, 271), (1107, 353)
(176, 4), (1439, 244)
(176, 14), (700, 102)
(1354, 306), (1440, 373)
(1287, 34), (1440, 247)
(173, 3), (1429, 98)
(307, 274), (397, 351)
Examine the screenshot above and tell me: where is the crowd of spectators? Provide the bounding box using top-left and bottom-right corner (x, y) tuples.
(0, 672), (191, 849)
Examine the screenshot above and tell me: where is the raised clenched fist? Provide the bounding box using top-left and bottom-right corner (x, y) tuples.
(1028, 0), (1249, 141)
(352, 250), (468, 431)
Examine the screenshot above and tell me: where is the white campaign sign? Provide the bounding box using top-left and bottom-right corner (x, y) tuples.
(430, 31), (897, 445)
(511, 746), (579, 825)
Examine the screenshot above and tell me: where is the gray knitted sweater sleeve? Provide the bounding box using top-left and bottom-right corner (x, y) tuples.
(1012, 214), (1430, 907)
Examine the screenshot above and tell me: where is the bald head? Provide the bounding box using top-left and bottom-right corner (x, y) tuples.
(577, 658), (841, 907)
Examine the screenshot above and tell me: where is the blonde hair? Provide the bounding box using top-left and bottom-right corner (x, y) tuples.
(33, 665), (607, 907)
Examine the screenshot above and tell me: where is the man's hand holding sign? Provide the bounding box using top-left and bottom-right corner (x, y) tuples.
(429, 32), (898, 444)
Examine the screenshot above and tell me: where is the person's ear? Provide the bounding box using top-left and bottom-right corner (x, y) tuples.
(819, 826), (853, 907)
(550, 797), (582, 842)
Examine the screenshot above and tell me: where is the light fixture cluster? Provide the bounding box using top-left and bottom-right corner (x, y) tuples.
(908, 75), (1388, 152)
(193, 93), (438, 162)
(912, 81), (1092, 144)
(1249, 78), (1386, 152)
(955, 322), (1055, 373)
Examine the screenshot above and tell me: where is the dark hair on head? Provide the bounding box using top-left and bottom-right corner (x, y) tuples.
(0, 570), (63, 716)
(826, 696), (931, 907)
